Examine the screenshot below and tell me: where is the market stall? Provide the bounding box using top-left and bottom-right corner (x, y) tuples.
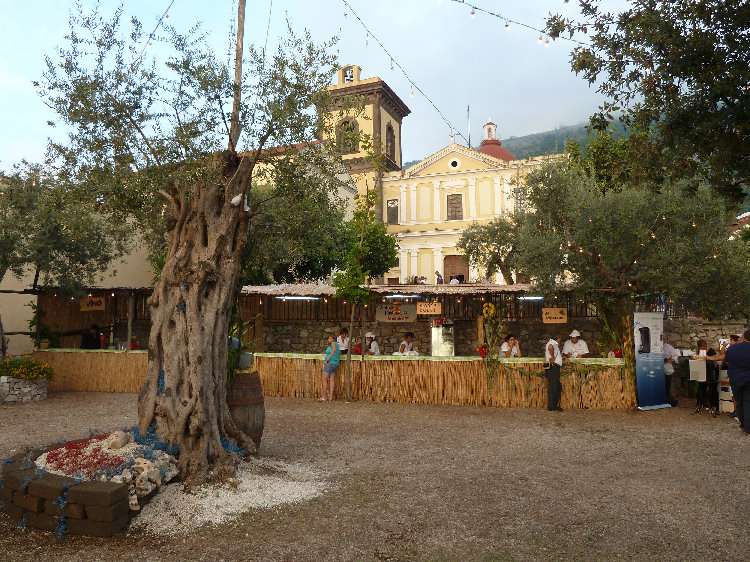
(255, 353), (634, 410)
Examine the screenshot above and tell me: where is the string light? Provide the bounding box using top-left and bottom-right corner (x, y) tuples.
(410, 87), (415, 97)
(390, 58), (394, 70)
(505, 22), (510, 30)
(339, 0), (469, 144)
(538, 35), (543, 44)
(471, 8), (476, 18)
(544, 38), (550, 47)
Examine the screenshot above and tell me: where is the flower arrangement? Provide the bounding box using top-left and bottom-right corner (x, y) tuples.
(0, 356), (54, 381)
(480, 301), (504, 398)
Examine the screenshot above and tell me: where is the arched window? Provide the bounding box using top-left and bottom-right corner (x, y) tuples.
(337, 119), (358, 154)
(385, 123), (396, 162)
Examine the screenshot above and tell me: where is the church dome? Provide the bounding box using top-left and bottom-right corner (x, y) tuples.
(477, 121), (515, 161)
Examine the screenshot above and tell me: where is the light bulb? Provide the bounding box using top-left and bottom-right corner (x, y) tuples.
(471, 9), (476, 18)
(164, 13), (169, 20)
(148, 41), (153, 48)
(538, 35), (543, 44)
(410, 88), (414, 97)
(545, 38), (550, 47)
(390, 59), (394, 70)
(505, 22), (510, 30)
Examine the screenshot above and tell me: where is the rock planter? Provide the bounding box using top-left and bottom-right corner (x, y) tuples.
(0, 376), (48, 404)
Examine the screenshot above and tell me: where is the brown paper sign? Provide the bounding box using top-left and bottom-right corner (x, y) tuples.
(417, 302), (442, 315)
(542, 307), (567, 323)
(80, 297), (105, 311)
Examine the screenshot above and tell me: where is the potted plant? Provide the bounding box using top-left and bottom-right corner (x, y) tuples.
(39, 339), (50, 349)
(130, 336), (140, 350)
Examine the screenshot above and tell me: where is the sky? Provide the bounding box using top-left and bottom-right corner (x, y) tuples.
(0, 0), (626, 170)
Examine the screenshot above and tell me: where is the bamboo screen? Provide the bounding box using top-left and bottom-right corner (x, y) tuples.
(34, 350), (148, 393)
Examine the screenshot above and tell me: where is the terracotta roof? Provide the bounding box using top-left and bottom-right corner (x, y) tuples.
(476, 139), (515, 161)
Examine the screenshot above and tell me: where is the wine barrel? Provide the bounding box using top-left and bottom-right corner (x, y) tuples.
(227, 370), (265, 450)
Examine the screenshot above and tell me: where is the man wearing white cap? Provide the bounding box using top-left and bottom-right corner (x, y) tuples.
(563, 330), (589, 359)
(365, 332), (380, 355)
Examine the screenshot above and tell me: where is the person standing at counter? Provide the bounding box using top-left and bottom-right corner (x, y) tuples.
(694, 339), (719, 414)
(81, 324), (102, 349)
(337, 328), (349, 356)
(723, 329), (750, 433)
(500, 334), (522, 358)
(663, 338), (680, 407)
(399, 332), (415, 354)
(365, 332), (380, 355)
(545, 335), (563, 412)
(319, 335), (339, 401)
(562, 330), (589, 359)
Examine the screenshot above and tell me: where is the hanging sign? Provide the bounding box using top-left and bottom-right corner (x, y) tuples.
(376, 303), (417, 322)
(542, 307), (567, 323)
(80, 297), (105, 312)
(417, 302), (442, 315)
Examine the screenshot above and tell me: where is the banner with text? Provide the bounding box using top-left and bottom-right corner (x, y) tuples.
(634, 312), (670, 410)
(376, 303), (417, 322)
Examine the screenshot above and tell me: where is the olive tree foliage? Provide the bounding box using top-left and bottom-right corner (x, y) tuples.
(37, 3), (350, 484)
(458, 217), (519, 285)
(546, 0), (750, 202)
(0, 164), (129, 358)
(515, 163), (750, 326)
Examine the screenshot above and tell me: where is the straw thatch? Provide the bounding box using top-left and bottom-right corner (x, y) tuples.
(34, 350), (148, 393)
(240, 282), (532, 297)
(255, 355), (636, 410)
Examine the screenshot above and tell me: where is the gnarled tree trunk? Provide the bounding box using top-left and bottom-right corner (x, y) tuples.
(137, 154), (255, 487)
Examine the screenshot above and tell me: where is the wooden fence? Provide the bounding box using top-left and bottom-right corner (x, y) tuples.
(33, 350), (148, 393)
(255, 354), (636, 410)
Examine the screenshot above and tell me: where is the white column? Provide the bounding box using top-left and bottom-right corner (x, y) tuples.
(493, 176), (502, 217)
(409, 250), (418, 282)
(432, 247), (443, 282)
(504, 177), (514, 215)
(432, 180), (441, 221)
(399, 184), (407, 225)
(468, 178), (477, 219)
(399, 250), (408, 283)
(409, 183), (417, 223)
(470, 263), (479, 283)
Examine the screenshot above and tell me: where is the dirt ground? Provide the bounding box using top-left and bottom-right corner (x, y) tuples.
(0, 391), (748, 561)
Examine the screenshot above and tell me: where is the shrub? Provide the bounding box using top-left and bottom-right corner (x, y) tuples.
(0, 356), (54, 381)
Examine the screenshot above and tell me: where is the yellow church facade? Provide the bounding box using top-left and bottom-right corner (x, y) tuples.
(380, 135), (559, 285)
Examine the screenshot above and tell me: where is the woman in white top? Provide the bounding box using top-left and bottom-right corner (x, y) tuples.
(500, 334), (522, 358)
(399, 332), (415, 354)
(337, 328), (349, 356)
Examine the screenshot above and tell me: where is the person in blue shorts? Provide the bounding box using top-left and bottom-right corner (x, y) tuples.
(319, 335), (340, 401)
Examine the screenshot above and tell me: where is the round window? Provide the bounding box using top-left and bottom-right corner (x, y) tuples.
(449, 159), (460, 168)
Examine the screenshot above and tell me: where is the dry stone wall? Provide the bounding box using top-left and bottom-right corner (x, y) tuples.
(0, 377), (47, 404)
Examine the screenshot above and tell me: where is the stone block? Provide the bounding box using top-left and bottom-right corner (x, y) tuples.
(28, 473), (77, 500)
(13, 491), (45, 512)
(85, 498), (129, 522)
(67, 480), (128, 507)
(67, 514), (129, 537)
(44, 499), (87, 519)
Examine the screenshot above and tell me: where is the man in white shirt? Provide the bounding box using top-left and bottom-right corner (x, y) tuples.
(663, 338), (680, 406)
(562, 330), (589, 359)
(337, 328), (349, 356)
(365, 332), (380, 355)
(545, 336), (563, 411)
(500, 334), (522, 358)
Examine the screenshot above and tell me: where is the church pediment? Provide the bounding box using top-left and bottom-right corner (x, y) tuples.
(401, 143), (511, 178)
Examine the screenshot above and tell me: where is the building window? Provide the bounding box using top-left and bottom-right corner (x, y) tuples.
(343, 66), (354, 83)
(337, 119), (358, 154)
(387, 199), (399, 224)
(386, 124), (396, 162)
(446, 194), (463, 220)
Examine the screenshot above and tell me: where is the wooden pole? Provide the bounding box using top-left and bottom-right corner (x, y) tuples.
(127, 293), (134, 352)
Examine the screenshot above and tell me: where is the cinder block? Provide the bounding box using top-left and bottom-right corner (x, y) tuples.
(44, 499), (87, 519)
(5, 502), (25, 522)
(85, 498), (129, 522)
(0, 486), (14, 502)
(28, 473), (77, 500)
(25, 510), (59, 532)
(67, 481), (128, 507)
(4, 469), (35, 492)
(67, 514), (129, 537)
(13, 491), (44, 512)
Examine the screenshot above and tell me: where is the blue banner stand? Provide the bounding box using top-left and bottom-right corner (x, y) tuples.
(634, 313), (671, 410)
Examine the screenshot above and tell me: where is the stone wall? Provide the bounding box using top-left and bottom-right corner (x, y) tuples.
(664, 318), (747, 351)
(0, 377), (47, 404)
(262, 318), (601, 357)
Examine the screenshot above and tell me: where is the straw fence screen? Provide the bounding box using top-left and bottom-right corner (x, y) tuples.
(33, 350), (148, 393)
(255, 355), (636, 410)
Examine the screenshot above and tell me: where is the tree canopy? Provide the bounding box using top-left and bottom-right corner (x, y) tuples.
(547, 0), (750, 202)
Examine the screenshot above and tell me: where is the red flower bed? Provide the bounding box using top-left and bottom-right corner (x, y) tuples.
(44, 434), (126, 478)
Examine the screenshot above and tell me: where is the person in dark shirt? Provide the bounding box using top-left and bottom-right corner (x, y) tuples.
(723, 329), (750, 434)
(81, 324), (101, 349)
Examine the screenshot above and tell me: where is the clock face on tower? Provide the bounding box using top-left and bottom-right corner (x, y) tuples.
(343, 68), (354, 83)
